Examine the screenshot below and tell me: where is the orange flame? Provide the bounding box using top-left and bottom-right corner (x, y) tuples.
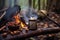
(13, 14), (28, 30)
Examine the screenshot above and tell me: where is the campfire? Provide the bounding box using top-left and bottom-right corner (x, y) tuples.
(2, 13), (29, 35)
(8, 14), (28, 31)
(13, 14), (28, 30)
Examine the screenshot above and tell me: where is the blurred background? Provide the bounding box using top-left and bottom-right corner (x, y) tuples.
(0, 0), (60, 12)
(0, 0), (60, 40)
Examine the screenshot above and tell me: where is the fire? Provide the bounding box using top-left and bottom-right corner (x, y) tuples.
(13, 14), (28, 30)
(14, 15), (20, 24)
(21, 22), (25, 27)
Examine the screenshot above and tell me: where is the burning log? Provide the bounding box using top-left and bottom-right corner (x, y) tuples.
(8, 28), (60, 40)
(13, 14), (28, 30)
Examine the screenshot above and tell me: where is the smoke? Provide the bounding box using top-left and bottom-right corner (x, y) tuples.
(21, 7), (38, 24)
(21, 8), (29, 24)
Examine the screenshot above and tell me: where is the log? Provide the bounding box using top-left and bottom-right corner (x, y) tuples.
(39, 11), (60, 27)
(0, 6), (21, 27)
(8, 28), (60, 40)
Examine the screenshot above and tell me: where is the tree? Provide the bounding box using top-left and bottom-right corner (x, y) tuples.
(29, 0), (32, 7)
(33, 0), (35, 9)
(38, 0), (40, 10)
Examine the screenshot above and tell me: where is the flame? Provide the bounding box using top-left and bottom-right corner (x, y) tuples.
(21, 22), (25, 27)
(13, 14), (28, 30)
(20, 20), (28, 30)
(14, 15), (20, 24)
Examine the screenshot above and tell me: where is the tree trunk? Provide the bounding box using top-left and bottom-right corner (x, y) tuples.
(33, 0), (35, 9)
(0, 0), (5, 10)
(38, 0), (40, 10)
(29, 0), (32, 7)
